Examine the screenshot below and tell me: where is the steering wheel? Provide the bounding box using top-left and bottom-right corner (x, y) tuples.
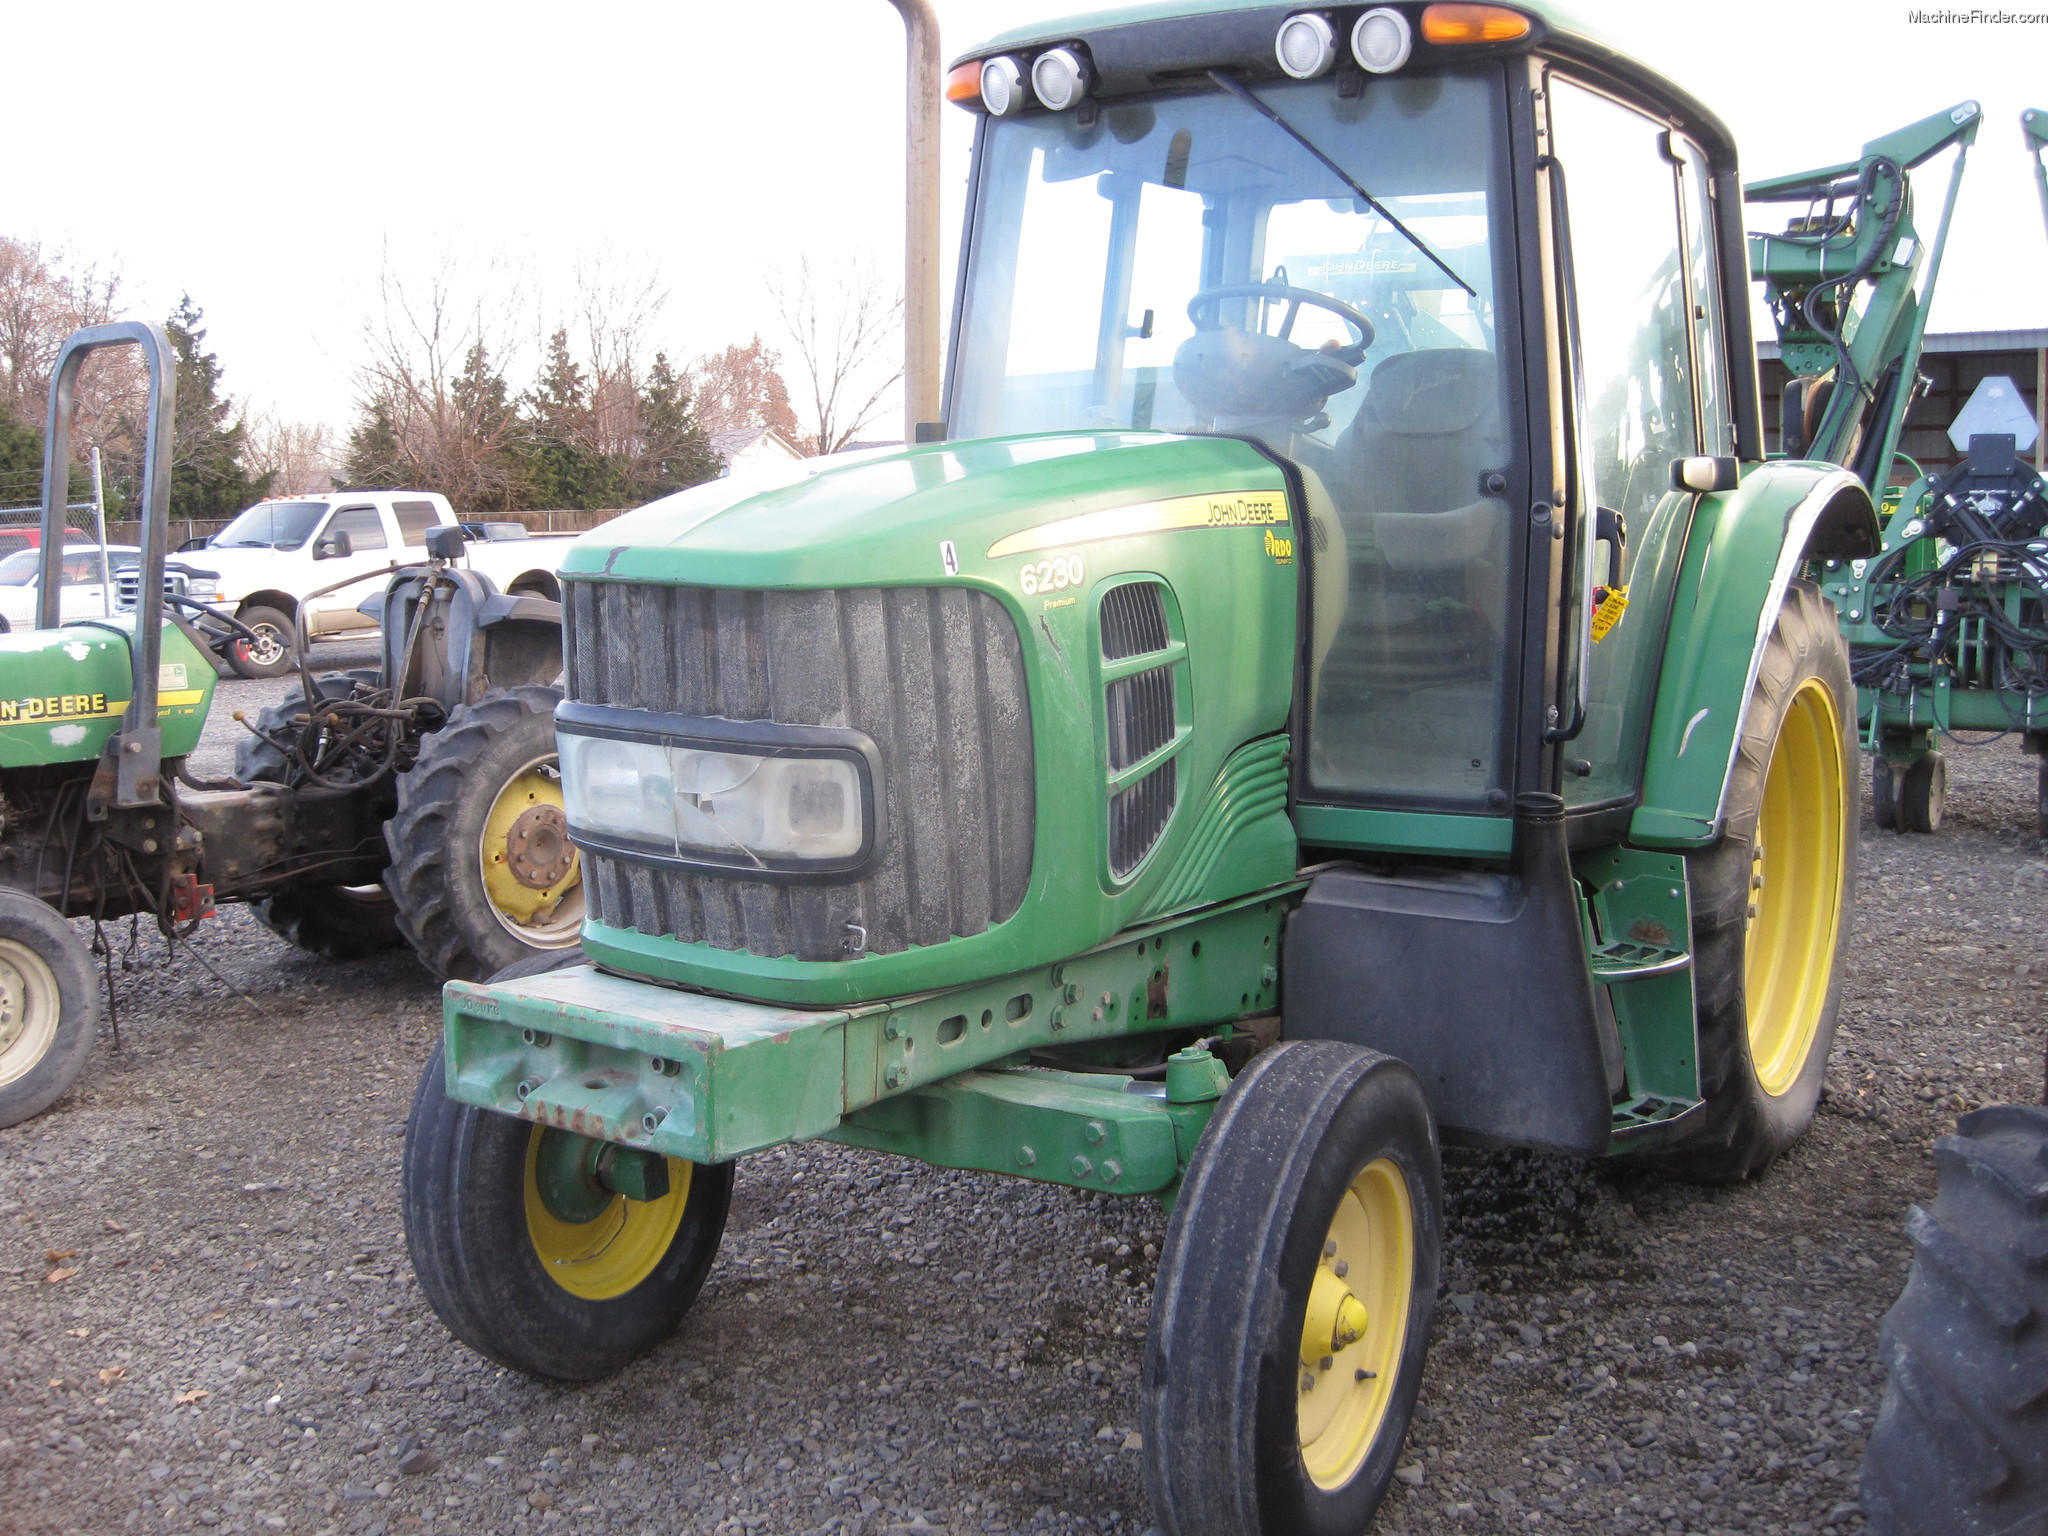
(167, 594), (274, 654)
(1187, 281), (1374, 363)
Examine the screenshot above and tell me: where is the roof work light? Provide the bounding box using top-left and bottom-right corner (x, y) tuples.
(1351, 7), (1413, 72)
(1275, 13), (1339, 78)
(1030, 47), (1089, 111)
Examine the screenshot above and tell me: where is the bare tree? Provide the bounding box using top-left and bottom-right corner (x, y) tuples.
(689, 336), (800, 440)
(351, 258), (530, 510)
(243, 410), (338, 495)
(769, 259), (904, 455)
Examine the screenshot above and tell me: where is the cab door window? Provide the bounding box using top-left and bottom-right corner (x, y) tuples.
(325, 505), (388, 553)
(1545, 76), (1708, 806)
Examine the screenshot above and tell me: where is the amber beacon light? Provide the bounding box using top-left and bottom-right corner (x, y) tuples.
(1420, 3), (1533, 44)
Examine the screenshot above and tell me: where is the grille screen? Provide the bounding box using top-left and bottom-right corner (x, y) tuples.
(565, 581), (1034, 961)
(1110, 759), (1177, 878)
(1105, 664), (1176, 771)
(1100, 581), (1169, 660)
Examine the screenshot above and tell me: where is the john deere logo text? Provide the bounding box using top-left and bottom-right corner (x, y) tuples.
(986, 490), (1290, 559)
(2, 693), (110, 723)
(1264, 528), (1294, 563)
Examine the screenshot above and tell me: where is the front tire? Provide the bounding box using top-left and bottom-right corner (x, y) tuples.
(0, 890), (102, 1128)
(229, 604), (298, 680)
(1900, 751), (1946, 834)
(384, 685), (583, 981)
(402, 952), (732, 1381)
(1645, 579), (1855, 1182)
(1860, 1105), (2048, 1535)
(1141, 1041), (1441, 1536)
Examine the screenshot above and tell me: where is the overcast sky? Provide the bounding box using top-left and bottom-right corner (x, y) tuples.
(7, 0), (2044, 440)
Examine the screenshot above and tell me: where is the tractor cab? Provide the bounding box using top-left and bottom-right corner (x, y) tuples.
(945, 3), (1762, 842)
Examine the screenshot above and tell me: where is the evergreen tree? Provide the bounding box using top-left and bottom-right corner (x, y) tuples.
(341, 395), (404, 489)
(164, 295), (269, 518)
(517, 327), (617, 510)
(635, 352), (720, 499)
(0, 414), (43, 510)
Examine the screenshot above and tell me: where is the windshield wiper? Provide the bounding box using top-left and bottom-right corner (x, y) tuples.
(1206, 70), (1476, 299)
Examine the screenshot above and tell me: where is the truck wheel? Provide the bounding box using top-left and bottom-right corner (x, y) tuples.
(1871, 756), (1900, 831)
(1142, 1041), (1440, 1536)
(402, 948), (733, 1381)
(228, 605), (299, 680)
(0, 890), (102, 1129)
(1900, 751), (1946, 834)
(1645, 580), (1855, 1182)
(384, 685), (583, 981)
(1860, 1105), (2048, 1535)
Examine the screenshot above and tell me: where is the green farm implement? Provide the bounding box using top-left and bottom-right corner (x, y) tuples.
(1755, 101), (2048, 835)
(402, 4), (1889, 1529)
(0, 325), (583, 1128)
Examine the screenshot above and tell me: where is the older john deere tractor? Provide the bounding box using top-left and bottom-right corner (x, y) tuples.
(0, 324), (582, 1129)
(402, 4), (1885, 1529)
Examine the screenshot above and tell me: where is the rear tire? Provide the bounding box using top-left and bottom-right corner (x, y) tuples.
(0, 890), (101, 1129)
(228, 604), (298, 680)
(1142, 1041), (1441, 1536)
(384, 685), (582, 981)
(1860, 1105), (2048, 1535)
(1900, 751), (1946, 834)
(1641, 580), (1854, 1182)
(249, 886), (404, 961)
(233, 669), (384, 785)
(402, 948), (733, 1381)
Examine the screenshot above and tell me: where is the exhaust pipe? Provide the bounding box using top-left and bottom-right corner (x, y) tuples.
(888, 0), (942, 443)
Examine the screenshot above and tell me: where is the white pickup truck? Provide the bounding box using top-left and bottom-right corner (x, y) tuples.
(155, 491), (577, 678)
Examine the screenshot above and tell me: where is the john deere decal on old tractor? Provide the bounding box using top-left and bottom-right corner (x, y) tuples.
(399, 6), (1917, 1532)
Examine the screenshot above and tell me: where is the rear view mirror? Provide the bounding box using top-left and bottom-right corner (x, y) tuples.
(313, 529), (354, 560)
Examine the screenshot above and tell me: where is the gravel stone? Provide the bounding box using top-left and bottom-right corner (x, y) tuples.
(1, 662), (2041, 1534)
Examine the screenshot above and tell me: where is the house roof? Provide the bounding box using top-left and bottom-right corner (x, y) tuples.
(709, 427), (802, 462)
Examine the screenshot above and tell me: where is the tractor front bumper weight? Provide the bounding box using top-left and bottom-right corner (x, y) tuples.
(440, 893), (1286, 1180)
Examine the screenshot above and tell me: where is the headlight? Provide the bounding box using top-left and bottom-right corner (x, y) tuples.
(556, 704), (881, 879)
(184, 577), (220, 599)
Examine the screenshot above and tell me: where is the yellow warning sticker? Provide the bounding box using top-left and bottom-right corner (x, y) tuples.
(1590, 585), (1630, 643)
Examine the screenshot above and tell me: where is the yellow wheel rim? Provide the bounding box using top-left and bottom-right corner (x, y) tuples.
(1297, 1158), (1415, 1490)
(0, 937), (62, 1090)
(522, 1126), (691, 1301)
(479, 756), (585, 946)
(1744, 677), (1848, 1097)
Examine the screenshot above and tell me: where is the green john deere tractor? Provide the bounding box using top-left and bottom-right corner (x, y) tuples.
(0, 324), (583, 1129)
(401, 4), (1884, 1528)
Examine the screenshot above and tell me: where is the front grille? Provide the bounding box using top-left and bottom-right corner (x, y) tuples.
(1110, 759), (1177, 877)
(114, 568), (185, 613)
(1105, 664), (1175, 771)
(566, 581), (1035, 962)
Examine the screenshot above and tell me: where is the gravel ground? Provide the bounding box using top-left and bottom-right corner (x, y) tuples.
(2, 669), (2042, 1536)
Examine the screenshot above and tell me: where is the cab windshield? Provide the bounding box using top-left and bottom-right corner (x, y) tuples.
(214, 500), (329, 550)
(952, 69), (1520, 811)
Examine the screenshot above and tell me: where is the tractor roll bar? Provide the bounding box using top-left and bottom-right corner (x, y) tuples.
(38, 322), (178, 811)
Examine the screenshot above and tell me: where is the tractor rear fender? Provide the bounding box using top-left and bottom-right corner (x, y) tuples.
(371, 567), (563, 713)
(1629, 464), (1877, 847)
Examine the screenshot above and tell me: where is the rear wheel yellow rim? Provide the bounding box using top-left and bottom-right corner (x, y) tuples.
(479, 756), (584, 946)
(522, 1127), (690, 1301)
(1297, 1158), (1414, 1489)
(1745, 678), (1847, 1097)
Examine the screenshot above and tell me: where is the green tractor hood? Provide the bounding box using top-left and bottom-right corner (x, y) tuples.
(0, 618), (215, 771)
(559, 431), (1305, 1004)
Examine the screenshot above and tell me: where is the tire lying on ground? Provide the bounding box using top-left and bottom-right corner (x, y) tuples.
(383, 684), (583, 982)
(234, 670), (404, 960)
(402, 947), (734, 1381)
(0, 888), (102, 1129)
(1860, 1104), (2048, 1535)
(1635, 580), (1855, 1182)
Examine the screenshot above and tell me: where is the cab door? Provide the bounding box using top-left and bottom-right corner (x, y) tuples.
(1540, 71), (1738, 811)
(302, 503), (393, 634)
